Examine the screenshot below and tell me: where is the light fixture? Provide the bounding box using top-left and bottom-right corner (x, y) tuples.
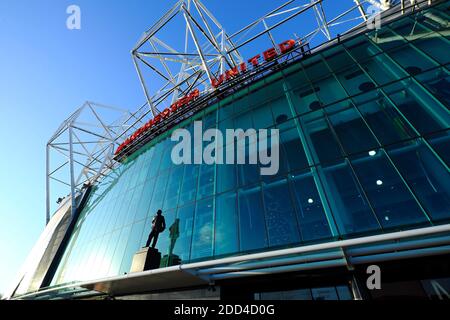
(308, 198), (314, 204)
(369, 150), (377, 156)
(376, 180), (383, 186)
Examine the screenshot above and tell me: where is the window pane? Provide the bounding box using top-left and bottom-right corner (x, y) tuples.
(426, 129), (450, 167)
(191, 198), (214, 260)
(387, 140), (450, 222)
(416, 67), (450, 109)
(239, 185), (268, 252)
(301, 110), (345, 165)
(350, 150), (429, 230)
(385, 80), (450, 135)
(215, 192), (239, 256)
(277, 120), (309, 172)
(326, 101), (379, 155)
(179, 165), (199, 206)
(320, 160), (381, 236)
(263, 178), (301, 247)
(289, 171), (333, 242)
(355, 91), (417, 145)
(173, 204), (195, 263)
(118, 221), (146, 275)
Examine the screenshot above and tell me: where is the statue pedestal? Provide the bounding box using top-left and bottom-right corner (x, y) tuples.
(130, 247), (161, 273)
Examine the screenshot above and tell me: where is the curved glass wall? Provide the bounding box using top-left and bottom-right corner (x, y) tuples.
(51, 3), (450, 286)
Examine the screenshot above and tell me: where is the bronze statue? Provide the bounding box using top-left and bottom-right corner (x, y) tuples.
(145, 209), (166, 248)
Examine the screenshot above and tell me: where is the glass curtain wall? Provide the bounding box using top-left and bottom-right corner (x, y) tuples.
(51, 2), (450, 286)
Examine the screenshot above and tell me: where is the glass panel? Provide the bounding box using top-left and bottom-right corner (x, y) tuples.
(325, 101), (379, 155)
(178, 165), (199, 206)
(350, 150), (429, 229)
(197, 164), (215, 200)
(425, 129), (450, 167)
(163, 166), (184, 210)
(191, 198), (215, 260)
(173, 204), (195, 263)
(239, 185), (268, 252)
(354, 91), (417, 145)
(363, 53), (408, 85)
(301, 110), (345, 165)
(289, 171), (333, 242)
(322, 45), (355, 73)
(118, 220), (146, 275)
(367, 28), (407, 51)
(215, 192), (239, 256)
(344, 36), (382, 61)
(335, 65), (374, 96)
(385, 80), (450, 135)
(262, 178), (301, 247)
(412, 33), (450, 65)
(312, 287), (339, 301)
(277, 119), (309, 172)
(311, 76), (348, 106)
(416, 67), (450, 109)
(388, 44), (439, 75)
(387, 139), (450, 222)
(155, 208), (177, 266)
(319, 160), (381, 236)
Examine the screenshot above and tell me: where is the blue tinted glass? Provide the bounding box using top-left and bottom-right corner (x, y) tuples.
(263, 178), (301, 247)
(197, 164), (215, 200)
(326, 101), (379, 155)
(320, 160), (381, 236)
(355, 91), (417, 145)
(277, 120), (309, 172)
(301, 110), (345, 165)
(191, 198), (214, 260)
(416, 67), (450, 109)
(178, 165), (199, 206)
(217, 164), (237, 193)
(385, 80), (450, 135)
(426, 129), (450, 167)
(118, 220), (145, 275)
(155, 208), (177, 266)
(215, 192), (239, 256)
(173, 204), (195, 263)
(350, 150), (429, 230)
(239, 185), (268, 252)
(289, 171), (333, 242)
(163, 166), (184, 210)
(387, 140), (450, 222)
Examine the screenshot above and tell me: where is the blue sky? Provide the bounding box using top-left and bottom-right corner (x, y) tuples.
(0, 0), (361, 295)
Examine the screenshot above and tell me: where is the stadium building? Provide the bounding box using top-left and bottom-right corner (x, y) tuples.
(7, 0), (450, 300)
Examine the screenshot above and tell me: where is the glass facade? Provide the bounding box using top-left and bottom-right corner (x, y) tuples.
(51, 3), (450, 286)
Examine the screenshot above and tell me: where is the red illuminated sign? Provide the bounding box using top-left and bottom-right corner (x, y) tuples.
(116, 39), (297, 156)
(211, 39), (297, 88)
(115, 89), (200, 155)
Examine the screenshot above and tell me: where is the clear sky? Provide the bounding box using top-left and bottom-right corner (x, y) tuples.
(0, 0), (362, 296)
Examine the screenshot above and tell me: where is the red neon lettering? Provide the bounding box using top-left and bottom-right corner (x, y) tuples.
(240, 62), (247, 73)
(225, 66), (240, 80)
(248, 55), (261, 67)
(279, 39), (296, 54)
(263, 47), (278, 61)
(211, 74), (225, 88)
(161, 108), (171, 119)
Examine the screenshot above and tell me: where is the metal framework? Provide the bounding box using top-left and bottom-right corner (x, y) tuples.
(45, 0), (436, 223)
(45, 101), (149, 223)
(132, 0), (397, 115)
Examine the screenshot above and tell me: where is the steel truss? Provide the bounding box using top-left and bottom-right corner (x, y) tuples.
(46, 101), (149, 223)
(132, 0), (397, 115)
